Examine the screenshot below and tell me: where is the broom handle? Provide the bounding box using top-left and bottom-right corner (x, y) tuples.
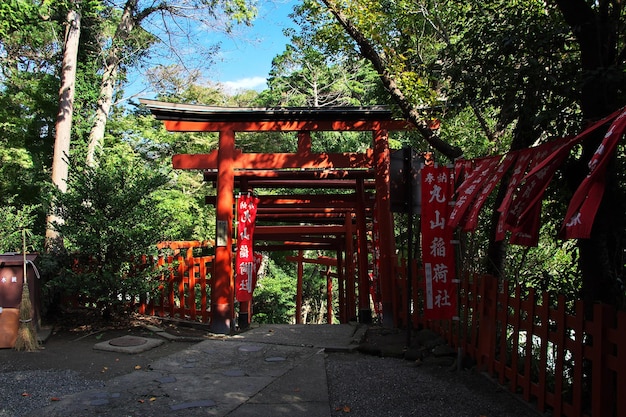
(22, 229), (27, 286)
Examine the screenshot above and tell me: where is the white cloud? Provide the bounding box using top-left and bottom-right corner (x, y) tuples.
(221, 76), (267, 93)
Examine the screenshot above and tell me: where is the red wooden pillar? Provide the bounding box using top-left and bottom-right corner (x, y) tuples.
(297, 131), (311, 153)
(336, 246), (345, 323)
(373, 128), (395, 327)
(344, 213), (356, 322)
(296, 250), (304, 324)
(326, 266), (333, 324)
(355, 178), (371, 323)
(212, 129), (235, 334)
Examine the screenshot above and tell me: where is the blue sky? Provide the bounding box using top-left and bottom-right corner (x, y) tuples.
(127, 0), (297, 99)
(216, 0), (297, 92)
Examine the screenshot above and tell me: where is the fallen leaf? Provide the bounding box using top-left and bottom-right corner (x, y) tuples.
(101, 367), (108, 373)
(342, 405), (351, 412)
(150, 397), (157, 402)
(21, 392), (30, 397)
(138, 399), (145, 403)
(134, 365), (142, 370)
(50, 397), (61, 402)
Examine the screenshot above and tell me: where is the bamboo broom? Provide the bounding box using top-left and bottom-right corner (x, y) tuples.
(14, 229), (38, 351)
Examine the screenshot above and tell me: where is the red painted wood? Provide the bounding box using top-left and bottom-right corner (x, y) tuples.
(355, 179), (371, 319)
(344, 216), (356, 322)
(615, 311), (626, 417)
(212, 129), (235, 333)
(163, 119), (412, 132)
(336, 249), (346, 323)
(297, 131), (311, 153)
(536, 292), (550, 412)
(174, 150), (373, 170)
(373, 129), (395, 326)
(326, 266), (333, 324)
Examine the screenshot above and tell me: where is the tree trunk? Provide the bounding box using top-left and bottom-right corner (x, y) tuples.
(46, 9), (81, 247)
(556, 0), (626, 311)
(86, 0), (138, 166)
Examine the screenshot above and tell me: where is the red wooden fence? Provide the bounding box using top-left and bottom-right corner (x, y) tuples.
(138, 241), (213, 323)
(394, 260), (626, 417)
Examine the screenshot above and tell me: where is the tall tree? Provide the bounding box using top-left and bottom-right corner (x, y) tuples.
(47, 7), (81, 245)
(555, 0), (626, 310)
(85, 0), (256, 166)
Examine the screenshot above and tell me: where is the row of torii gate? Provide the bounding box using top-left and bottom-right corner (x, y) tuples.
(142, 99), (416, 334)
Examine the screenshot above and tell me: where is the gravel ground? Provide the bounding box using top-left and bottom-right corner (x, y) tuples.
(0, 321), (543, 417)
(0, 370), (104, 417)
(326, 352), (543, 417)
(1, 354), (542, 417)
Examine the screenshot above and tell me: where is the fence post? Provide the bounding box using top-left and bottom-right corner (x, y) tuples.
(477, 274), (497, 369)
(591, 303), (613, 417)
(617, 310), (626, 417)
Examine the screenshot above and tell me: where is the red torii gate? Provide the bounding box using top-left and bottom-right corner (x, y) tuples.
(141, 99), (414, 333)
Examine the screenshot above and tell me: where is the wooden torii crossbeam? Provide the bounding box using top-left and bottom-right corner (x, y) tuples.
(141, 99), (414, 333)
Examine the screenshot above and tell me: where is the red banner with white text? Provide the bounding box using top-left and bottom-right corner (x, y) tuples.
(235, 194), (260, 302)
(561, 108), (626, 239)
(421, 165), (457, 320)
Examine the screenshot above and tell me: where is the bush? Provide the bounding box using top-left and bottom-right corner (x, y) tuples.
(48, 149), (172, 318)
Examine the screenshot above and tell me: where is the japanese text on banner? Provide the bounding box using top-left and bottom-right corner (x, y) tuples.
(421, 165), (457, 320)
(235, 194), (260, 302)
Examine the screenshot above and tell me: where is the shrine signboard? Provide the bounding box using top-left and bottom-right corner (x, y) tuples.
(421, 165), (457, 320)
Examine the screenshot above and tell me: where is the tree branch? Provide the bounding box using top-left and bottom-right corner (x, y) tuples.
(320, 0), (463, 160)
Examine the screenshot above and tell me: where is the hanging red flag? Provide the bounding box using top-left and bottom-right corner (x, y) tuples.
(495, 140), (563, 243)
(448, 155), (501, 229)
(462, 152), (517, 231)
(421, 165), (456, 320)
(561, 108), (626, 239)
(235, 193), (260, 302)
(505, 108), (626, 244)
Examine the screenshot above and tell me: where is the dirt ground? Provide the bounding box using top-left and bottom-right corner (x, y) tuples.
(0, 309), (459, 382)
(0, 310), (212, 381)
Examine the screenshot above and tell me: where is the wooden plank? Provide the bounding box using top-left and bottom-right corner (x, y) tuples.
(296, 250), (303, 324)
(344, 217), (356, 322)
(199, 258), (208, 323)
(285, 255), (337, 266)
(616, 311), (626, 417)
(552, 295), (566, 417)
(174, 150), (373, 170)
(255, 243), (338, 251)
(255, 224), (347, 236)
(205, 168), (375, 181)
(494, 280), (511, 385)
(572, 301), (584, 417)
(238, 179), (376, 189)
(590, 304), (611, 417)
(510, 285), (521, 393)
(187, 248), (196, 321)
(522, 288), (535, 401)
(326, 267), (333, 324)
(163, 119), (413, 132)
(536, 292), (550, 411)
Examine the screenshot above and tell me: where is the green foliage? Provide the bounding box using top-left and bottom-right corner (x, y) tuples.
(47, 146), (172, 315)
(0, 199), (41, 253)
(252, 257), (296, 324)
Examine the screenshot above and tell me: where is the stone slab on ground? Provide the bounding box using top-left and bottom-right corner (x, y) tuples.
(93, 335), (164, 354)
